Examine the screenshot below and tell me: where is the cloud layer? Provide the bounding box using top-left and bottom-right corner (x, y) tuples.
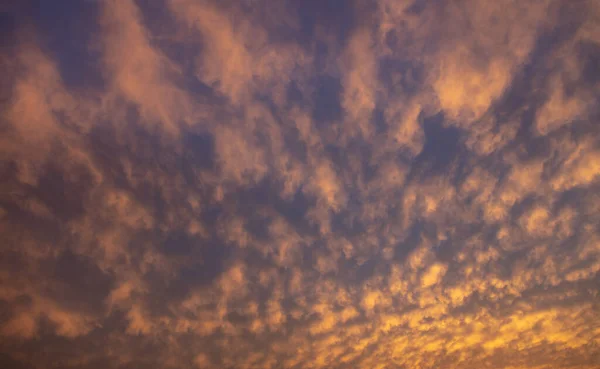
(1, 0), (599, 368)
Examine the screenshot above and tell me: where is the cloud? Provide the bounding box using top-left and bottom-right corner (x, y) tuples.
(100, 0), (194, 136)
(420, 262), (447, 288)
(167, 0), (308, 106)
(214, 126), (268, 185)
(168, 0), (256, 104)
(1, 0), (599, 368)
(340, 28), (378, 139)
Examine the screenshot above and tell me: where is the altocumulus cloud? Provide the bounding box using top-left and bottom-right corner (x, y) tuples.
(1, 0), (600, 368)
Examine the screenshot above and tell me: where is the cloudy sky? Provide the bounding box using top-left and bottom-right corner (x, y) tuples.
(1, 0), (600, 368)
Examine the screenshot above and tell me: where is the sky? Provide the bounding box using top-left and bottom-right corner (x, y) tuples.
(0, 0), (600, 368)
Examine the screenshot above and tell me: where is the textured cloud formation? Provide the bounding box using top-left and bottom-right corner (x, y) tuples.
(1, 0), (600, 368)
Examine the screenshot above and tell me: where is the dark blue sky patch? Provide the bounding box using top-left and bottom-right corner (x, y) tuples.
(174, 255), (228, 296)
(431, 231), (464, 265)
(145, 234), (231, 311)
(90, 116), (202, 225)
(34, 160), (92, 222)
(283, 124), (309, 163)
(521, 135), (554, 162)
(182, 131), (215, 171)
(392, 221), (428, 263)
(273, 188), (316, 235)
(578, 41), (600, 88)
(405, 0), (429, 15)
(33, 0), (104, 90)
(160, 230), (197, 257)
(508, 193), (542, 222)
(372, 107), (387, 135)
(0, 251), (36, 290)
(286, 80), (306, 108)
(295, 0), (355, 46)
(0, 5), (19, 50)
(553, 184), (600, 220)
(52, 248), (114, 314)
(219, 177), (317, 241)
(378, 57), (426, 97)
(312, 74), (343, 125)
(330, 208), (367, 240)
(409, 113), (461, 180)
(354, 256), (381, 283)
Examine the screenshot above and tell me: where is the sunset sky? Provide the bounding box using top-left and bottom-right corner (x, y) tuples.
(1, 0), (600, 368)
